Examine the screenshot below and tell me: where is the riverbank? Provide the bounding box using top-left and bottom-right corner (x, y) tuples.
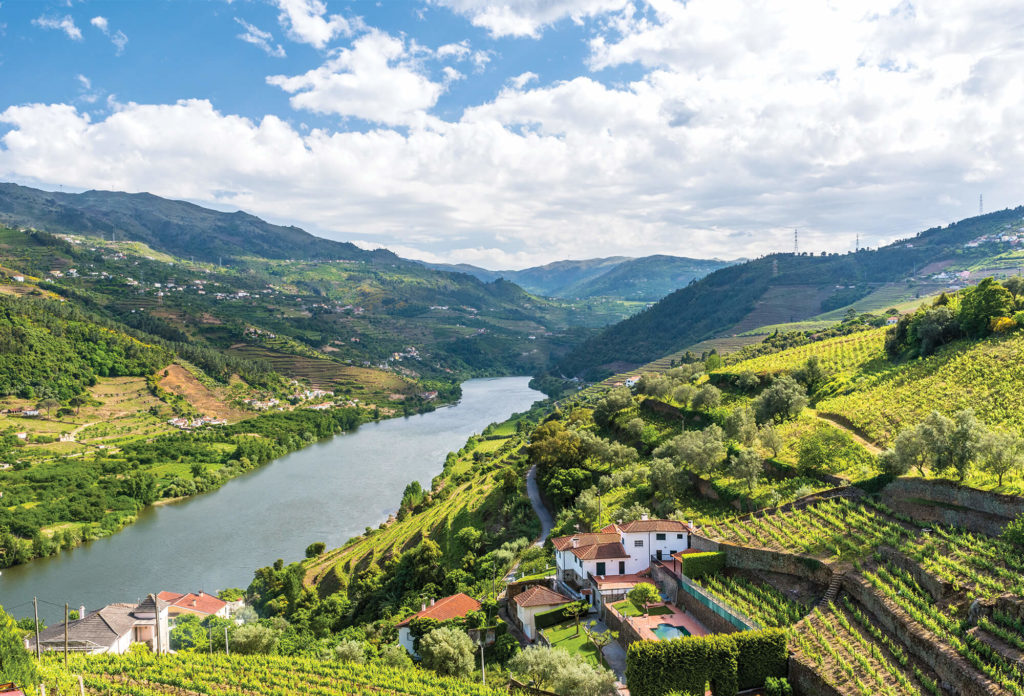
(1, 377), (542, 623)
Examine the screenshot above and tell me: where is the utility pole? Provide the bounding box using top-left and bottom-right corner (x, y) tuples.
(33, 597), (41, 658)
(480, 640), (486, 685)
(225, 627), (230, 655)
(65, 603), (69, 666)
(794, 229), (799, 255)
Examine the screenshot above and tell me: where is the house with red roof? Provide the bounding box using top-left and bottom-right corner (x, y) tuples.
(511, 585), (573, 640)
(552, 515), (695, 602)
(396, 592), (481, 657)
(156, 591), (230, 622)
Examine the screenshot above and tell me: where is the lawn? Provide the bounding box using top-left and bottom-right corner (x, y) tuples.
(517, 566), (555, 582)
(542, 621), (603, 668)
(612, 600), (673, 617)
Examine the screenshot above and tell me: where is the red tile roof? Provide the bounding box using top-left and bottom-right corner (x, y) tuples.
(513, 585), (573, 608)
(571, 541), (630, 561)
(397, 593), (481, 627)
(601, 519), (693, 533)
(157, 591), (227, 616)
(592, 572), (650, 591)
(551, 532), (620, 551)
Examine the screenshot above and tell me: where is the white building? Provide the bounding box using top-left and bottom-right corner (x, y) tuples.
(25, 595), (170, 655)
(511, 585), (573, 640)
(552, 517), (694, 599)
(396, 593), (481, 657)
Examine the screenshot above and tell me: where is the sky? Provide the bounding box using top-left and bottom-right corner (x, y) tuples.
(0, 1), (1022, 269)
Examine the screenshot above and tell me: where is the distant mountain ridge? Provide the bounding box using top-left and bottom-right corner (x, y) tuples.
(0, 183), (399, 265)
(426, 254), (734, 300)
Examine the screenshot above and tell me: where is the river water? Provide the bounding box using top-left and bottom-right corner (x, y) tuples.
(0, 377), (541, 623)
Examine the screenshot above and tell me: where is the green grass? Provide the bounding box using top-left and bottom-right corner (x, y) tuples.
(611, 600), (672, 617)
(542, 621), (604, 668)
(517, 566), (555, 581)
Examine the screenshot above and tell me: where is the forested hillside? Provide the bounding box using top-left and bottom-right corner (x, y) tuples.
(556, 206), (1024, 379)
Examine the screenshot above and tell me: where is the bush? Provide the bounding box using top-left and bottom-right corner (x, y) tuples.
(626, 629), (788, 696)
(534, 603), (576, 630)
(765, 676), (793, 696)
(678, 552), (725, 579)
(335, 639), (366, 663)
(1003, 515), (1024, 547)
(0, 604), (38, 689)
(510, 645), (617, 696)
(378, 641), (412, 667)
(418, 626), (475, 678)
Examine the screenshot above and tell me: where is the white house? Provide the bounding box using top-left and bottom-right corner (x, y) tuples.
(552, 517), (694, 598)
(396, 593), (481, 657)
(25, 595), (170, 655)
(511, 585), (573, 640)
(157, 590), (231, 622)
(624, 376), (641, 388)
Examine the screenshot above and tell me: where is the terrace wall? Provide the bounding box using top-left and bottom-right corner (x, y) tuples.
(876, 546), (954, 603)
(880, 478), (1024, 537)
(672, 581), (742, 635)
(717, 542), (834, 587)
(843, 572), (1003, 696)
(788, 655), (844, 696)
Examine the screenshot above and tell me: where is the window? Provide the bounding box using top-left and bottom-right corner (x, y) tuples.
(619, 561), (625, 574)
(596, 562), (606, 576)
(634, 540), (644, 547)
(656, 533), (666, 541)
(677, 534), (684, 539)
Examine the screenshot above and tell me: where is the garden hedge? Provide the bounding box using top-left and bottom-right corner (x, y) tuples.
(679, 551), (726, 579)
(625, 628), (788, 696)
(533, 604), (576, 630)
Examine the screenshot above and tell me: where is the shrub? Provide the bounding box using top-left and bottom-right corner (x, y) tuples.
(0, 605), (39, 689)
(765, 676), (793, 696)
(418, 626), (474, 678)
(1003, 515), (1024, 548)
(335, 639), (366, 663)
(534, 604), (576, 630)
(678, 551), (725, 579)
(731, 629), (788, 689)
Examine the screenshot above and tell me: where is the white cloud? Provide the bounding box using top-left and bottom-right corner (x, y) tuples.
(4, 1), (1024, 268)
(433, 0), (628, 38)
(436, 41), (471, 60)
(267, 30), (444, 126)
(33, 14), (82, 41)
(90, 15), (127, 54)
(508, 71), (538, 89)
(273, 0), (353, 49)
(235, 18), (286, 58)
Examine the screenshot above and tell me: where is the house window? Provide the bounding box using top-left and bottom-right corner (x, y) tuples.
(656, 533), (666, 541)
(619, 561), (625, 574)
(677, 534), (684, 539)
(634, 540), (644, 547)
(596, 562), (606, 575)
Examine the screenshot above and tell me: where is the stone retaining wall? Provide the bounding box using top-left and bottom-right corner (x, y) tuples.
(843, 572), (1003, 696)
(788, 655), (844, 696)
(876, 546), (953, 603)
(880, 478), (1024, 536)
(717, 541), (834, 587)
(672, 581), (742, 635)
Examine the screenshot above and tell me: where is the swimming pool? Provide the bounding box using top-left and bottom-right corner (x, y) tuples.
(651, 623), (691, 640)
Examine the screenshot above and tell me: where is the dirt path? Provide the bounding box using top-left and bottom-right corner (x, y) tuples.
(809, 409), (884, 454)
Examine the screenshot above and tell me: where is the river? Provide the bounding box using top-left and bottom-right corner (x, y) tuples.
(0, 377), (541, 623)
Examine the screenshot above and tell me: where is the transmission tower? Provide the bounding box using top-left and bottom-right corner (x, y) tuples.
(856, 232), (860, 252)
(794, 229), (799, 255)
(979, 194), (984, 216)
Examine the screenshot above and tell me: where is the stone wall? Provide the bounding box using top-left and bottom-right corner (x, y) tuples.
(717, 542), (834, 587)
(672, 582), (742, 635)
(876, 547), (953, 603)
(843, 572), (1003, 696)
(881, 478), (1024, 536)
(788, 655), (844, 696)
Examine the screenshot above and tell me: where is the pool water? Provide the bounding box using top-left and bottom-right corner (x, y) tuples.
(652, 623), (691, 640)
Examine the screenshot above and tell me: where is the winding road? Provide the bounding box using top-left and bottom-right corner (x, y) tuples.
(526, 463), (554, 547)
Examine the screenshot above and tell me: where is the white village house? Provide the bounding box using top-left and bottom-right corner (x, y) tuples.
(396, 593), (481, 658)
(25, 595), (170, 655)
(552, 516), (695, 603)
(510, 585), (574, 640)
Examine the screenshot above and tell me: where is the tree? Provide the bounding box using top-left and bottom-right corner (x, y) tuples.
(878, 428), (927, 476)
(379, 641), (413, 667)
(654, 425), (724, 476)
(69, 395), (88, 415)
(691, 384), (722, 411)
(758, 425), (782, 458)
(729, 448), (763, 492)
(918, 411), (954, 475)
(752, 376), (807, 424)
(230, 623), (278, 654)
(170, 614), (209, 652)
(593, 388), (633, 426)
(797, 427), (856, 477)
(418, 626), (475, 678)
(335, 639), (367, 663)
(492, 633), (521, 664)
(509, 646), (617, 696)
(979, 431), (1024, 487)
(615, 502), (651, 524)
(959, 277), (1014, 337)
(0, 604), (38, 689)
(628, 582), (661, 616)
(564, 600), (590, 636)
(648, 458), (677, 501)
(792, 355), (829, 395)
(305, 542), (326, 558)
(724, 407), (757, 446)
(36, 398), (61, 417)
(949, 409), (985, 482)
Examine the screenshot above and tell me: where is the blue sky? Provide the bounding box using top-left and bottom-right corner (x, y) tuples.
(1, 1), (1021, 268)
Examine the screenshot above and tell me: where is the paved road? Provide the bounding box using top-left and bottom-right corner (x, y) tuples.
(526, 464), (554, 547)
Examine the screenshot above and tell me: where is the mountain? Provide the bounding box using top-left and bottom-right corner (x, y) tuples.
(427, 254), (733, 300)
(556, 206), (1024, 378)
(0, 182), (397, 265)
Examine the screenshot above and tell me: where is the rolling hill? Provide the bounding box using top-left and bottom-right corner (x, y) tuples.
(556, 206), (1024, 379)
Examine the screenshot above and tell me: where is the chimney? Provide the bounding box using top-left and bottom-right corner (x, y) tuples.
(79, 605), (86, 619)
(640, 513), (649, 521)
(571, 536), (579, 549)
(430, 598), (435, 606)
(421, 603), (427, 612)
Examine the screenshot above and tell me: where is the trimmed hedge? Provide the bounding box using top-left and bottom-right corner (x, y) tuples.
(625, 628), (788, 696)
(534, 604), (577, 630)
(679, 551), (725, 579)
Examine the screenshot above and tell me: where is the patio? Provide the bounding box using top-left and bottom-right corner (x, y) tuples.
(622, 602), (710, 641)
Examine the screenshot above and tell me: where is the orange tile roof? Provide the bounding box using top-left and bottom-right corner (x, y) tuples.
(572, 541), (630, 561)
(513, 585), (573, 608)
(601, 519), (693, 533)
(397, 593), (481, 627)
(592, 572), (650, 590)
(157, 591), (227, 616)
(551, 532), (620, 551)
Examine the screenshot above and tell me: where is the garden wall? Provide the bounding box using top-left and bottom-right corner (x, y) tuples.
(672, 582), (742, 635)
(880, 478), (1024, 536)
(843, 572), (1003, 696)
(717, 542), (834, 587)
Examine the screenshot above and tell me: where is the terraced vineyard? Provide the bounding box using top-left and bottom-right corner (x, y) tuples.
(56, 652), (503, 696)
(720, 328), (886, 377)
(903, 525), (1024, 600)
(696, 574), (808, 628)
(701, 497), (914, 561)
(793, 599), (941, 696)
